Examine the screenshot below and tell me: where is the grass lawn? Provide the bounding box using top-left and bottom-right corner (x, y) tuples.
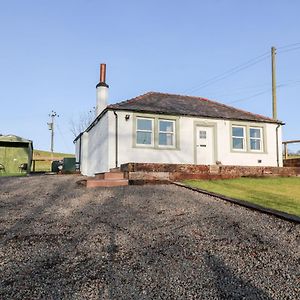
(183, 177), (300, 217)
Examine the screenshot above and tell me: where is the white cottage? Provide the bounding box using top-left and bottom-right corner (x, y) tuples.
(74, 65), (283, 177)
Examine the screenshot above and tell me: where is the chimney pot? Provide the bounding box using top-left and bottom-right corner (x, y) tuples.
(96, 63), (109, 116)
(100, 63), (106, 83)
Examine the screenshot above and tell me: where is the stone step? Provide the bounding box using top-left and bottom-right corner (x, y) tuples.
(110, 167), (121, 173)
(95, 172), (124, 180)
(86, 179), (128, 188)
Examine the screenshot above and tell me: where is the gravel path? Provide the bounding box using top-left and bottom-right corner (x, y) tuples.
(0, 175), (299, 299)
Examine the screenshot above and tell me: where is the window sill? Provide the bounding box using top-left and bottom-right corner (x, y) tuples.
(133, 144), (180, 150)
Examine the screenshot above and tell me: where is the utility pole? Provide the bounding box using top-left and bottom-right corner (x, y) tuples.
(271, 46), (277, 120)
(47, 111), (59, 153)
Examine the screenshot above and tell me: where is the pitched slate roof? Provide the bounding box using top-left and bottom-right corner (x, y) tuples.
(108, 92), (281, 124)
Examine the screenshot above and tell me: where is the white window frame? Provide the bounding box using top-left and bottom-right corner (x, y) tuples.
(158, 119), (176, 148)
(249, 127), (263, 152)
(136, 117), (154, 147)
(232, 125), (246, 151)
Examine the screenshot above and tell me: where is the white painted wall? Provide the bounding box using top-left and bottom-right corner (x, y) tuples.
(80, 132), (89, 175)
(84, 112), (109, 176)
(75, 137), (80, 163)
(109, 111), (283, 170)
(96, 86), (108, 117)
(78, 110), (283, 175)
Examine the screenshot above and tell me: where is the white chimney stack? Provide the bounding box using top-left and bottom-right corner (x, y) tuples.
(96, 63), (109, 116)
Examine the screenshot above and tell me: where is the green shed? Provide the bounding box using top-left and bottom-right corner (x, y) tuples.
(0, 135), (33, 174)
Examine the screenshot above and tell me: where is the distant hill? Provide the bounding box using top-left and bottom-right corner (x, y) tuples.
(33, 149), (75, 172)
(33, 149), (75, 159)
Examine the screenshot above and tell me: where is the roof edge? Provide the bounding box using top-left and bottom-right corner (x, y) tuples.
(73, 108), (109, 142)
(106, 106), (284, 125)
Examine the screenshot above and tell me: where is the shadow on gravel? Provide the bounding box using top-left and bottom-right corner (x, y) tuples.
(0, 178), (299, 299)
(204, 252), (272, 300)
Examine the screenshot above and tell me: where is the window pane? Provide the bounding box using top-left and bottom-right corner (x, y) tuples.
(159, 120), (173, 132)
(137, 131), (152, 145)
(250, 139), (261, 150)
(232, 127), (244, 137)
(233, 137), (244, 149)
(250, 128), (261, 138)
(159, 133), (174, 146)
(137, 119), (152, 131)
(199, 130), (206, 139)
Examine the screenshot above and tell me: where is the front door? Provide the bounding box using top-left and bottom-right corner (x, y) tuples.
(196, 126), (214, 165)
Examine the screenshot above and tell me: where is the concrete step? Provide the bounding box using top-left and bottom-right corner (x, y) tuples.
(95, 172), (124, 180)
(86, 179), (128, 188)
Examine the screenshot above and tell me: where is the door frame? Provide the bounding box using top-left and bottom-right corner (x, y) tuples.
(194, 121), (218, 165)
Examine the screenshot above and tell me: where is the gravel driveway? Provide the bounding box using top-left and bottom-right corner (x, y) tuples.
(0, 175), (299, 299)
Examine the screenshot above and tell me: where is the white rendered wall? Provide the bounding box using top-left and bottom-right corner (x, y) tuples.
(85, 112), (109, 176)
(75, 138), (80, 163)
(107, 111), (282, 171)
(96, 86), (108, 117)
(80, 132), (89, 175)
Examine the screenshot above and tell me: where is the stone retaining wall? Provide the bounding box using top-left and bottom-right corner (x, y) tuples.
(121, 163), (300, 182)
(283, 158), (300, 167)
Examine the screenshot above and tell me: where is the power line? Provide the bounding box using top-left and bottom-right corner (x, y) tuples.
(227, 88), (272, 104)
(203, 82), (271, 99)
(277, 42), (300, 50)
(183, 43), (300, 96)
(183, 51), (270, 94)
(278, 46), (300, 54)
(227, 80), (300, 104)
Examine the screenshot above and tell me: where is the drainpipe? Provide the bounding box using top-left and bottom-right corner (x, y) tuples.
(78, 134), (82, 171)
(276, 124), (280, 167)
(113, 111), (118, 168)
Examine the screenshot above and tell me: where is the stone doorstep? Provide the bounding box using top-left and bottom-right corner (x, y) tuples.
(95, 172), (124, 180)
(77, 170), (128, 188)
(86, 179), (128, 188)
(110, 167), (121, 173)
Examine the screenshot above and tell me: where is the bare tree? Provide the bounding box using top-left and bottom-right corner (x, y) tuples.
(70, 107), (95, 138)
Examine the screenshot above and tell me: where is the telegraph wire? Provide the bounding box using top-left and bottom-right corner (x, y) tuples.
(203, 82), (271, 99)
(183, 43), (300, 96)
(205, 80), (300, 100)
(277, 42), (300, 50)
(227, 88), (272, 104)
(226, 80), (300, 104)
(278, 46), (300, 54)
(183, 51), (270, 94)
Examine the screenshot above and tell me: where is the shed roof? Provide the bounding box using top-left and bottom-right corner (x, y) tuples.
(0, 135), (33, 144)
(108, 92), (282, 124)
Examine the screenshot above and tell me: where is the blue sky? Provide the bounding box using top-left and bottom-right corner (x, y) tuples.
(1, 0), (300, 153)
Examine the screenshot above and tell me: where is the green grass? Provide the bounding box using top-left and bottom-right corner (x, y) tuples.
(32, 149), (74, 172)
(285, 155), (300, 159)
(183, 177), (300, 217)
(33, 149), (75, 158)
(0, 173), (27, 177)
